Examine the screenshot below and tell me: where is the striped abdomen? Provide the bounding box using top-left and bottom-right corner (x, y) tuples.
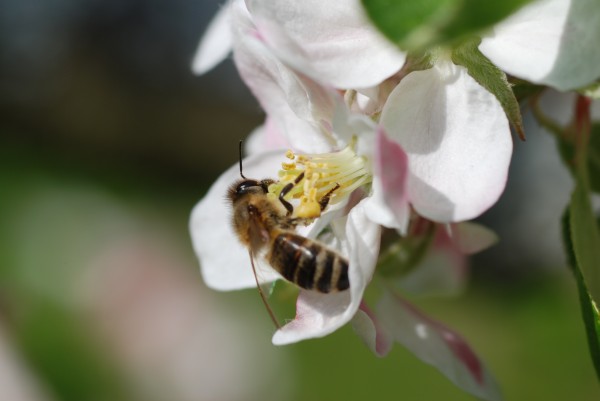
(268, 232), (349, 293)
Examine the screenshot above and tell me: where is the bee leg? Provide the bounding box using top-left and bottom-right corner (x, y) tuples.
(319, 183), (341, 211)
(278, 187), (294, 215)
(279, 171), (305, 216)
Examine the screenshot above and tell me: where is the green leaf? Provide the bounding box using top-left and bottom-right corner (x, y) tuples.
(451, 38), (525, 140)
(362, 0), (533, 51)
(562, 209), (600, 380)
(569, 177), (600, 304)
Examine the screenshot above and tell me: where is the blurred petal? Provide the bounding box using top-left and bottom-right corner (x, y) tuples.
(396, 222), (497, 298)
(449, 222), (498, 255)
(377, 291), (503, 401)
(364, 127), (410, 233)
(244, 118), (291, 155)
(381, 62), (512, 222)
(231, 1), (337, 153)
(352, 302), (393, 357)
(191, 1), (233, 74)
(480, 0), (600, 90)
(398, 226), (467, 298)
(190, 151), (285, 290)
(247, 0), (405, 89)
(272, 199), (381, 344)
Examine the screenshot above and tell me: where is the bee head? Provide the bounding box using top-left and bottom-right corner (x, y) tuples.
(227, 178), (274, 202)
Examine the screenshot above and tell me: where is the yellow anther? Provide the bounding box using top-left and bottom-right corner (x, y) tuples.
(281, 161), (296, 170)
(295, 197), (321, 218)
(304, 167), (313, 180)
(279, 174), (296, 182)
(285, 150), (295, 159)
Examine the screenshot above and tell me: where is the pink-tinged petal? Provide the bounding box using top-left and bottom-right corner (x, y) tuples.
(381, 62), (512, 223)
(272, 199), (381, 344)
(480, 0), (600, 91)
(352, 302), (393, 357)
(246, 0), (405, 89)
(365, 127), (410, 234)
(231, 1), (337, 153)
(190, 151), (285, 291)
(191, 1), (233, 75)
(377, 291), (503, 401)
(449, 222), (498, 255)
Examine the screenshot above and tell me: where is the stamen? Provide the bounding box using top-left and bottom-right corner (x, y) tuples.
(269, 139), (371, 219)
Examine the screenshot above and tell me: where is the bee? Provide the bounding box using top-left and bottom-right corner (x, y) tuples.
(228, 175), (350, 294)
(228, 145), (350, 297)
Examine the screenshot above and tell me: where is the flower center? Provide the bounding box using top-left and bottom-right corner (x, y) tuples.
(268, 139), (371, 219)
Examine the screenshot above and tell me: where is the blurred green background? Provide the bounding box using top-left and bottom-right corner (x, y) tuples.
(0, 1), (597, 400)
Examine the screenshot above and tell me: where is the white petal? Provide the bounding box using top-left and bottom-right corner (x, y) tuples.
(480, 0), (600, 90)
(381, 62), (512, 222)
(272, 199), (381, 344)
(189, 151), (285, 291)
(377, 291), (503, 401)
(247, 0), (405, 89)
(231, 2), (338, 153)
(191, 1), (233, 75)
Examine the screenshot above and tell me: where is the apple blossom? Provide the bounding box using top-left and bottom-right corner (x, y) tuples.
(189, 122), (502, 399)
(190, 1), (511, 399)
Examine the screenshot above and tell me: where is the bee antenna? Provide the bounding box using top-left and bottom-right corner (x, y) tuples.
(239, 140), (247, 179)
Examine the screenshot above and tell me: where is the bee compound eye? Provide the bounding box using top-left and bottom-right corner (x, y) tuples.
(237, 179), (260, 194)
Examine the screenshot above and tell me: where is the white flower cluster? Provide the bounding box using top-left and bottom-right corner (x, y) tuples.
(189, 1), (599, 400)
